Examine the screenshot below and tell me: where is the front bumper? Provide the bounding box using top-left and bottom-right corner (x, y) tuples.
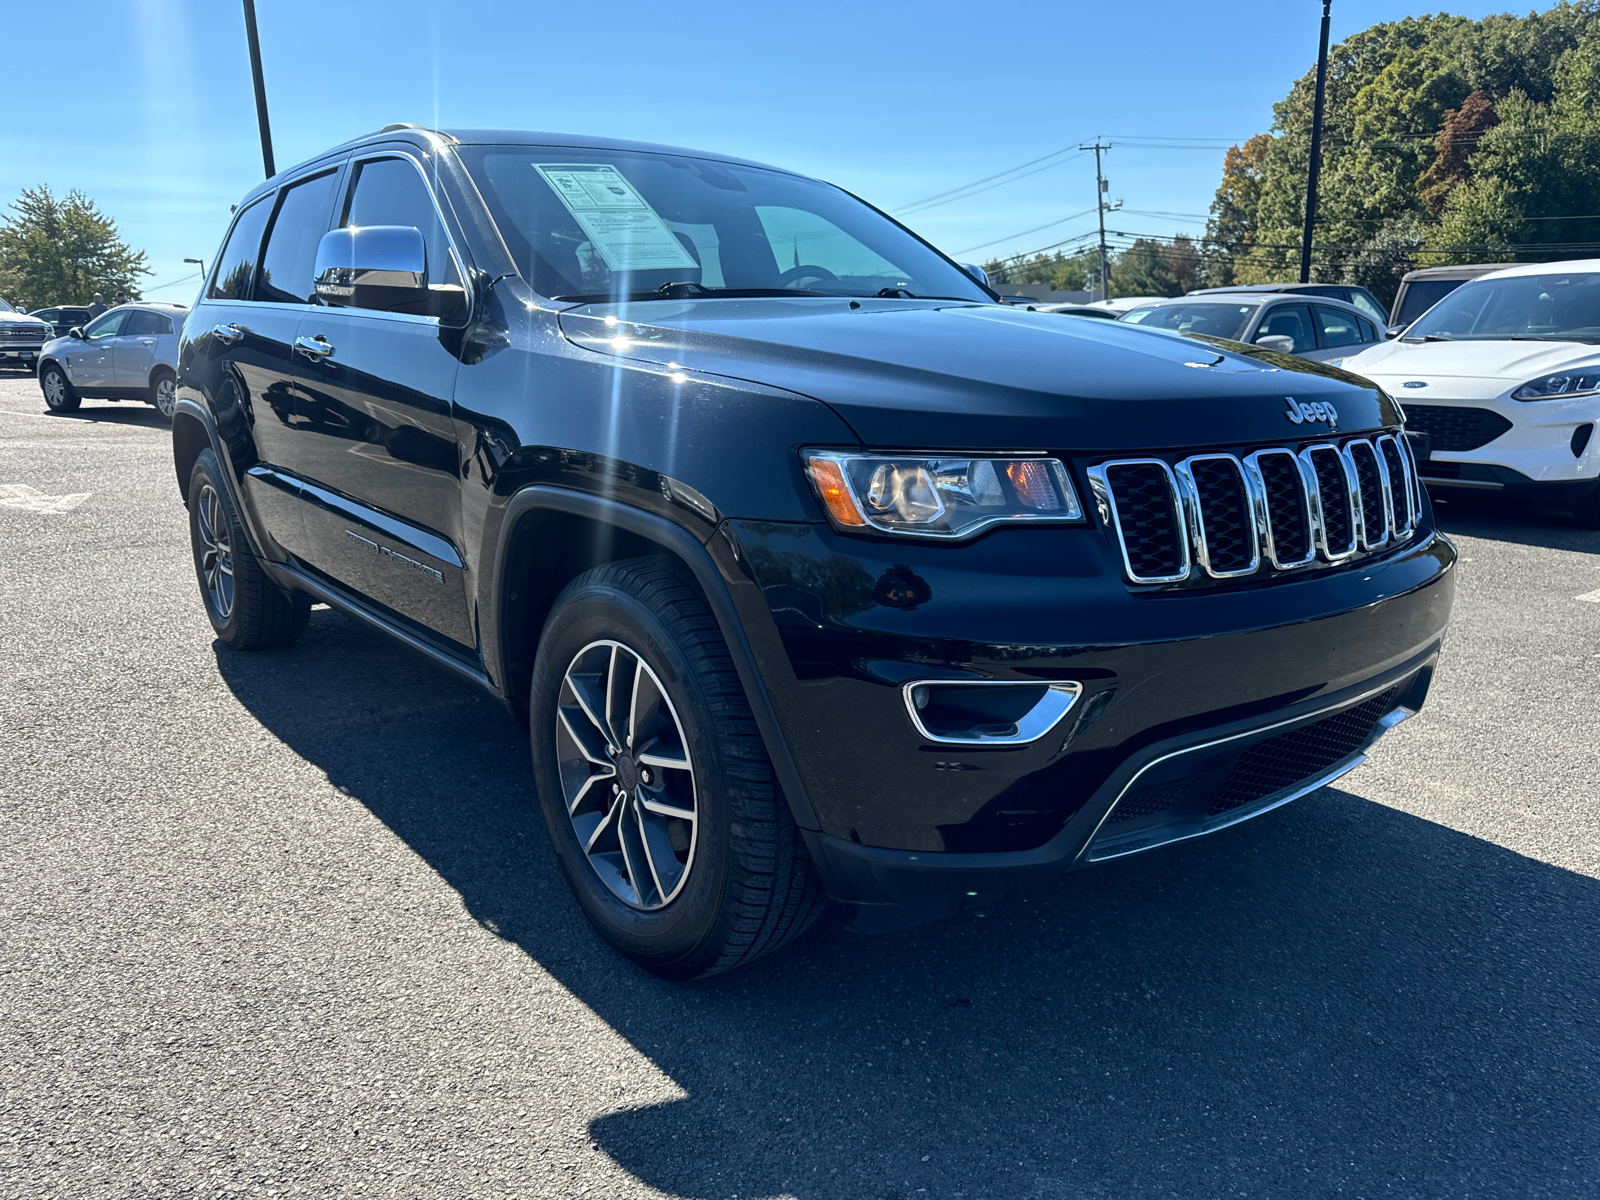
(0, 343), (44, 366)
(722, 514), (1454, 930)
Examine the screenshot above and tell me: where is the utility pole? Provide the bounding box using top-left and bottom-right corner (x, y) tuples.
(242, 0), (276, 178)
(1081, 141), (1113, 300)
(1300, 0), (1333, 283)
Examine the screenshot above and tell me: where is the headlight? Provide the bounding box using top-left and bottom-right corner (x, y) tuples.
(803, 450), (1084, 538)
(1511, 370), (1600, 401)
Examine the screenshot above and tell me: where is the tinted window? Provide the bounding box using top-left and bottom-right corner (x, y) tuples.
(1357, 316), (1378, 342)
(259, 170), (339, 305)
(124, 309), (173, 335)
(458, 146), (989, 304)
(1313, 305), (1362, 348)
(342, 157), (460, 290)
(1345, 289), (1388, 323)
(83, 309), (129, 338)
(33, 309), (58, 323)
(209, 197), (273, 301)
(1120, 302), (1257, 339)
(1254, 303), (1315, 352)
(1394, 279), (1464, 326)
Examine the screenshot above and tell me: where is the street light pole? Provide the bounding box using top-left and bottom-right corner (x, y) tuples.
(1299, 0), (1333, 283)
(184, 257), (207, 279)
(1081, 140), (1113, 300)
(242, 0), (276, 179)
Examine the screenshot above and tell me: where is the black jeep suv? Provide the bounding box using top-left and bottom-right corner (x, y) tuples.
(171, 126), (1455, 979)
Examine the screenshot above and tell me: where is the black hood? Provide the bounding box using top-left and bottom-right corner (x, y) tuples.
(559, 298), (1397, 452)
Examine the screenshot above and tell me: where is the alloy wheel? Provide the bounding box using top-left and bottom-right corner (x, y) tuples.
(196, 483), (235, 620)
(155, 377), (176, 418)
(555, 639), (698, 910)
(42, 370), (65, 408)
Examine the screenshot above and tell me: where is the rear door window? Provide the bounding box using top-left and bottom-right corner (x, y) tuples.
(123, 310), (169, 335)
(208, 197), (274, 301)
(1313, 305), (1362, 349)
(258, 170), (340, 304)
(1254, 303), (1316, 352)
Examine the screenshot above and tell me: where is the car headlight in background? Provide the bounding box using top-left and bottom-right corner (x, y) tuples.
(804, 450), (1084, 537)
(1511, 370), (1600, 401)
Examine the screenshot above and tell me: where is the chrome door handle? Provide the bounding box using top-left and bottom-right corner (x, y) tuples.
(212, 323), (243, 345)
(294, 335), (335, 361)
(139, 338), (156, 345)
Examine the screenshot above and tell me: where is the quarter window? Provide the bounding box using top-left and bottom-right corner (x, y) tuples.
(208, 196), (273, 302)
(258, 170), (339, 305)
(341, 157), (461, 292)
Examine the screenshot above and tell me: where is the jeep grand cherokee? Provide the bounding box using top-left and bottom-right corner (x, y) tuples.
(171, 126), (1455, 979)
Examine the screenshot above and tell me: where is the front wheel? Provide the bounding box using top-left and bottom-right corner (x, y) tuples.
(40, 364), (79, 412)
(530, 557), (825, 979)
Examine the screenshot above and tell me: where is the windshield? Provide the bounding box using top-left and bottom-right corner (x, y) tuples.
(0, 297), (15, 313)
(1404, 272), (1600, 343)
(457, 146), (990, 304)
(1121, 302), (1258, 340)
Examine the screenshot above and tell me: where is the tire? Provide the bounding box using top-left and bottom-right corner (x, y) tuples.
(40, 363), (79, 412)
(186, 448), (309, 650)
(1574, 483), (1600, 529)
(530, 556), (826, 979)
(150, 369), (177, 421)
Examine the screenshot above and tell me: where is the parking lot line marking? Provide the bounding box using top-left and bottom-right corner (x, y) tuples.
(0, 484), (91, 514)
(1577, 588), (1600, 603)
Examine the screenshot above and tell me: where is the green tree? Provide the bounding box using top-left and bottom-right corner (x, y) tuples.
(1111, 236), (1199, 298)
(1201, 134), (1273, 285)
(0, 186), (149, 309)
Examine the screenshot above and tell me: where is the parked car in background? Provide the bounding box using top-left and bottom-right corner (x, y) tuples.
(169, 124), (1452, 979)
(28, 305), (96, 339)
(1388, 263), (1518, 332)
(0, 296), (55, 371)
(1120, 293), (1384, 365)
(36, 302), (187, 420)
(1082, 295), (1162, 313)
(1190, 282), (1389, 328)
(1034, 303), (1121, 319)
(1342, 260), (1600, 526)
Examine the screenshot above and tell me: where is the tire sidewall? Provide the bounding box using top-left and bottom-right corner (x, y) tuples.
(530, 576), (733, 975)
(187, 451), (243, 641)
(41, 365), (74, 411)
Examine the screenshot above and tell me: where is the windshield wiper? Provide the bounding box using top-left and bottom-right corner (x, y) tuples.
(1400, 334), (1453, 342)
(551, 286), (838, 303)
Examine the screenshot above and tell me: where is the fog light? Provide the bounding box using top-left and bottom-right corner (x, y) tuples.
(902, 679), (1082, 746)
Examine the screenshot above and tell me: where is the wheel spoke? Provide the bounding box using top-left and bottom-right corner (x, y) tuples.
(565, 669), (616, 750)
(567, 769), (616, 816)
(615, 797), (657, 907)
(631, 792), (673, 905)
(558, 703), (612, 766)
(637, 747), (689, 771)
(606, 645), (639, 751)
(638, 794), (695, 822)
(585, 793), (625, 855)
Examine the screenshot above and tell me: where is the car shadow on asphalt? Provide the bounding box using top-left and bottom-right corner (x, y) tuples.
(213, 609), (1600, 1199)
(1431, 491), (1600, 554)
(36, 403), (169, 429)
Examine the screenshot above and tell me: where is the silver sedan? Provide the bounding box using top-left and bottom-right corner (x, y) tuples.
(1118, 292), (1385, 367)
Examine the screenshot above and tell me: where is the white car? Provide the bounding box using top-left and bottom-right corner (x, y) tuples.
(1342, 261), (1600, 526)
(35, 302), (187, 421)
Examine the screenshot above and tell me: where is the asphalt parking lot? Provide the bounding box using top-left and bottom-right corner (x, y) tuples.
(2, 370), (1597, 1200)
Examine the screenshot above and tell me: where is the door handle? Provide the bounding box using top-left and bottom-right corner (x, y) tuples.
(212, 323), (243, 345)
(139, 338), (156, 345)
(294, 335), (335, 361)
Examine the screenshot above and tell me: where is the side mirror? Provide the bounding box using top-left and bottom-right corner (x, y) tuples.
(959, 262), (989, 287)
(314, 225), (430, 312)
(1385, 324), (1407, 339)
(68, 326), (85, 340)
(1253, 333), (1297, 353)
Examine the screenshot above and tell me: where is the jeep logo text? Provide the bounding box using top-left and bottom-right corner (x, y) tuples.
(1284, 397), (1339, 429)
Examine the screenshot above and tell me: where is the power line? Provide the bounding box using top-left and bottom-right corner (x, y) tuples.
(892, 143), (1084, 213)
(953, 207), (1100, 256)
(895, 151), (1090, 217)
(143, 271), (202, 293)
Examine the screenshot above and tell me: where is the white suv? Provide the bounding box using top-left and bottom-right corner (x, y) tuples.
(1342, 260), (1600, 526)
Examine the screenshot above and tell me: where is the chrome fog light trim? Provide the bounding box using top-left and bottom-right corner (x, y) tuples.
(901, 679), (1083, 747)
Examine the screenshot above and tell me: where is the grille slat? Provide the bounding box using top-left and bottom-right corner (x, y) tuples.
(1095, 432), (1415, 586)
(1401, 404), (1512, 451)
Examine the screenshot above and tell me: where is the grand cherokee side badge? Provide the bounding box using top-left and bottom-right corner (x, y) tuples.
(1403, 381), (1428, 388)
(1284, 396), (1339, 430)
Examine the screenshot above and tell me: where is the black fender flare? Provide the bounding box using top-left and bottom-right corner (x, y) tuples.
(171, 395), (272, 562)
(495, 485), (821, 831)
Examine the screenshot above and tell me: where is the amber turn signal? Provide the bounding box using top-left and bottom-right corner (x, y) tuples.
(805, 455), (868, 527)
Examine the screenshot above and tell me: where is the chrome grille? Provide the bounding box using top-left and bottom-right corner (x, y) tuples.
(1090, 432), (1420, 586)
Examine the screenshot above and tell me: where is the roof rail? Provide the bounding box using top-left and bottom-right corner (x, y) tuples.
(379, 123), (426, 133)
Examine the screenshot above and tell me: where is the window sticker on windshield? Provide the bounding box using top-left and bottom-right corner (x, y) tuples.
(534, 163), (699, 272)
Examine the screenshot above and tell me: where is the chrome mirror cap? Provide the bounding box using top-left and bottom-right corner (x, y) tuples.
(313, 225), (427, 302)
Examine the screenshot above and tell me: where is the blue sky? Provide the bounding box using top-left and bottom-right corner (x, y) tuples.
(1, 1), (1519, 302)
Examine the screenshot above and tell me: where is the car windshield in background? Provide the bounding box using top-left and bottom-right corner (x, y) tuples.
(1404, 273), (1600, 342)
(1394, 279), (1464, 326)
(1121, 302), (1257, 340)
(0, 297), (16, 313)
(456, 146), (990, 304)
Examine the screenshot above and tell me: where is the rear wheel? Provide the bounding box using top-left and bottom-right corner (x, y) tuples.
(187, 448), (309, 649)
(40, 364), (79, 412)
(150, 369), (177, 420)
(530, 557), (826, 979)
